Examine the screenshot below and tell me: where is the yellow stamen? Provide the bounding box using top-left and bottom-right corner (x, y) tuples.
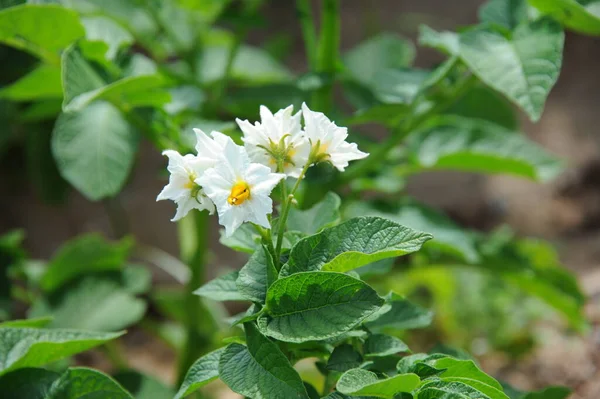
(184, 180), (194, 189)
(228, 182), (251, 205)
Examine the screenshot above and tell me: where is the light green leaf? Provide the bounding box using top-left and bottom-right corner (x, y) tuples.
(40, 233), (132, 292)
(113, 370), (173, 399)
(194, 271), (245, 302)
(281, 216), (432, 276)
(372, 69), (430, 105)
(529, 0), (600, 35)
(433, 357), (503, 390)
(443, 378), (509, 399)
(287, 192), (341, 235)
(219, 323), (308, 399)
(0, 327), (123, 375)
(219, 223), (260, 254)
(120, 264), (152, 295)
(0, 317), (52, 328)
(174, 347), (224, 399)
(0, 367), (134, 399)
(520, 386), (571, 399)
(174, 347), (225, 399)
(459, 18), (564, 121)
(336, 369), (420, 398)
(236, 246), (278, 304)
(365, 292), (433, 331)
(419, 25), (460, 55)
(407, 116), (562, 181)
(0, 5), (84, 63)
(0, 64), (62, 101)
(344, 33), (416, 86)
(30, 275), (146, 331)
(479, 0), (529, 30)
(364, 334), (409, 358)
(345, 201), (479, 264)
(326, 344), (363, 372)
(61, 44), (105, 108)
(418, 380), (492, 399)
(52, 101), (139, 201)
(258, 272), (383, 343)
(80, 16), (133, 61)
(164, 85), (205, 115)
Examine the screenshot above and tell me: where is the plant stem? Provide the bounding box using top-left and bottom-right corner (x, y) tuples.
(274, 162), (312, 265)
(341, 74), (477, 183)
(176, 211), (213, 386)
(311, 0), (340, 113)
(103, 340), (128, 371)
(296, 0), (318, 69)
(211, 30), (245, 110)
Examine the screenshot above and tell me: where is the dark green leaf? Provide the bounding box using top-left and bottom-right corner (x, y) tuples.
(219, 323), (308, 398)
(40, 233), (132, 292)
(0, 328), (123, 375)
(364, 334), (409, 358)
(236, 246), (278, 304)
(418, 380), (492, 399)
(365, 292), (433, 331)
(448, 85), (518, 130)
(529, 0), (600, 35)
(344, 33), (416, 86)
(407, 116), (563, 181)
(520, 386), (571, 399)
(258, 272), (383, 343)
(174, 348), (226, 399)
(52, 101), (140, 201)
(113, 370), (173, 399)
(326, 344), (363, 372)
(459, 19), (564, 121)
(0, 5), (84, 63)
(80, 15), (133, 62)
(281, 217), (432, 276)
(479, 0), (529, 30)
(336, 368), (420, 398)
(287, 192), (341, 235)
(396, 354), (444, 378)
(194, 271), (245, 302)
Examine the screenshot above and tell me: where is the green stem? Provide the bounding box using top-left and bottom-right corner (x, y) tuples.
(341, 74), (477, 183)
(296, 0), (318, 69)
(311, 0), (340, 113)
(103, 340), (128, 371)
(274, 162), (312, 265)
(211, 29), (246, 113)
(176, 211), (213, 386)
(322, 372), (336, 396)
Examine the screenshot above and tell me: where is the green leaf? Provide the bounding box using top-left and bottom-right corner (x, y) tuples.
(372, 69), (430, 105)
(459, 18), (564, 121)
(364, 334), (409, 358)
(326, 344), (363, 372)
(52, 101), (140, 201)
(175, 347), (225, 399)
(418, 380), (492, 399)
(113, 370), (173, 399)
(343, 33), (416, 86)
(194, 271), (245, 302)
(347, 103), (410, 127)
(121, 264), (152, 295)
(219, 223), (260, 254)
(396, 354), (444, 378)
(236, 246), (278, 304)
(0, 317), (52, 328)
(407, 116), (562, 181)
(433, 357), (502, 390)
(479, 0), (529, 30)
(287, 192), (341, 235)
(81, 16), (133, 61)
(219, 323), (308, 399)
(0, 327), (123, 375)
(419, 25), (460, 55)
(40, 233), (132, 292)
(61, 44), (105, 108)
(520, 386), (571, 399)
(0, 5), (84, 63)
(345, 201), (479, 264)
(365, 292), (433, 331)
(258, 272), (383, 343)
(30, 274), (146, 331)
(448, 85), (518, 130)
(529, 0), (600, 35)
(0, 64), (62, 101)
(280, 216), (432, 276)
(0, 367), (135, 399)
(336, 369), (420, 398)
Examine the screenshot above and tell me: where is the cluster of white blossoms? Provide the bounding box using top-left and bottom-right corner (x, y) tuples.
(157, 103), (368, 236)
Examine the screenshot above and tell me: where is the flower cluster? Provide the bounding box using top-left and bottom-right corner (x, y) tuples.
(157, 103), (368, 236)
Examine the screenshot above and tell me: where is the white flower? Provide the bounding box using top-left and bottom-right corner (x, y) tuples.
(156, 150), (215, 221)
(302, 103), (368, 171)
(236, 105), (310, 178)
(197, 136), (285, 237)
(193, 128), (229, 164)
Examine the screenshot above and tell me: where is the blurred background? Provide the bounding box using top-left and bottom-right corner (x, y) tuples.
(2, 0), (600, 398)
